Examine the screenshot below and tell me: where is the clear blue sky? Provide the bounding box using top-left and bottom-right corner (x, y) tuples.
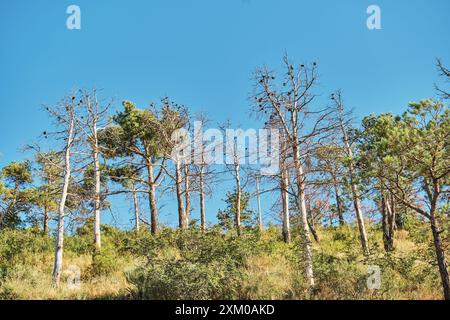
(1, 0), (449, 229)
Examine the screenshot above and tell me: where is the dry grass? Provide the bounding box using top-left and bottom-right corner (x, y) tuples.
(0, 254), (135, 300)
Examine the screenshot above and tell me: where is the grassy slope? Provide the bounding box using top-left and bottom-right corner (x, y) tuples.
(0, 223), (446, 300)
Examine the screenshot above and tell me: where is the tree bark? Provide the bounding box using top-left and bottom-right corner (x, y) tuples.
(176, 159), (187, 229)
(199, 166), (206, 232)
(292, 143), (315, 287)
(132, 184), (140, 232)
(281, 167), (291, 243)
(146, 161), (158, 234)
(429, 182), (450, 300)
(93, 141), (101, 251)
(332, 174), (345, 226)
(430, 210), (450, 300)
(256, 176), (263, 231)
(234, 160), (241, 236)
(340, 115), (370, 256)
(52, 107), (74, 287)
(184, 164), (191, 225)
(43, 205), (49, 235)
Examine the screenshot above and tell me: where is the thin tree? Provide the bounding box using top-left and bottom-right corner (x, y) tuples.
(46, 94), (81, 286)
(332, 90), (370, 256)
(252, 55), (335, 287)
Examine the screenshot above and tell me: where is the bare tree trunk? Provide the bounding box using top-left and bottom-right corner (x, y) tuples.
(199, 166), (206, 232)
(176, 159), (187, 229)
(332, 174), (344, 226)
(52, 107), (74, 287)
(281, 167), (291, 243)
(184, 164), (191, 225)
(93, 143), (101, 251)
(43, 205), (49, 235)
(132, 184), (140, 232)
(255, 176), (263, 231)
(337, 96), (370, 256)
(146, 161), (158, 234)
(306, 199), (320, 243)
(234, 160), (241, 236)
(292, 143), (315, 287)
(342, 128), (370, 255)
(350, 173), (370, 256)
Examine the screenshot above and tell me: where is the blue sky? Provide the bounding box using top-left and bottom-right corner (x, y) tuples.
(0, 0), (449, 229)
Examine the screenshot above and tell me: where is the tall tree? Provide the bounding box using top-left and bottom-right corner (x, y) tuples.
(46, 94), (81, 286)
(332, 91), (370, 256)
(360, 100), (450, 299)
(252, 55), (335, 287)
(79, 90), (111, 250)
(99, 101), (163, 234)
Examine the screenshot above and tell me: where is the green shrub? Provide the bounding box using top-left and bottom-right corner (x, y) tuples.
(0, 228), (53, 281)
(88, 245), (120, 277)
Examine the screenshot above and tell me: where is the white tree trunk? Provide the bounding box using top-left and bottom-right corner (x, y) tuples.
(339, 109), (370, 256)
(281, 167), (291, 243)
(93, 142), (101, 250)
(52, 110), (74, 286)
(256, 176), (263, 231)
(184, 164), (191, 225)
(199, 166), (206, 232)
(132, 184), (140, 232)
(176, 159), (187, 229)
(234, 160), (242, 236)
(346, 145), (370, 256)
(292, 143), (315, 287)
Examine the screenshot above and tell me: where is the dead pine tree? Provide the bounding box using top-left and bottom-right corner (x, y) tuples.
(80, 89), (112, 251)
(252, 54), (336, 289)
(45, 94), (82, 287)
(332, 90), (370, 256)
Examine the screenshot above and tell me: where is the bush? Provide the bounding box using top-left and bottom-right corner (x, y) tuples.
(0, 228), (53, 281)
(88, 245), (120, 277)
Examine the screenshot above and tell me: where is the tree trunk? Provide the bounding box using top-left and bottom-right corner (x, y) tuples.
(52, 111), (74, 287)
(429, 184), (450, 300)
(176, 159), (187, 229)
(332, 174), (344, 226)
(234, 160), (241, 236)
(381, 193), (392, 252)
(146, 161), (158, 234)
(132, 184), (140, 232)
(93, 143), (101, 251)
(199, 166), (206, 232)
(256, 176), (263, 231)
(43, 205), (49, 235)
(292, 143), (315, 288)
(340, 107), (370, 256)
(350, 177), (370, 256)
(184, 164), (191, 225)
(281, 167), (291, 243)
(430, 209), (450, 300)
(345, 146), (370, 255)
(306, 199), (320, 243)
